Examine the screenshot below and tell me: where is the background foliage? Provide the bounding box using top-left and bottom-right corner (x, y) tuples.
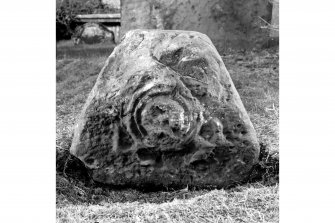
(56, 0), (118, 41)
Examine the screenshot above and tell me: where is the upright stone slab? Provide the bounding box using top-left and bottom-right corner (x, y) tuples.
(70, 29), (260, 188)
(120, 0), (272, 50)
(270, 0), (279, 38)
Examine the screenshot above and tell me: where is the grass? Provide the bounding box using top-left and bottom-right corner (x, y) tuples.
(56, 40), (115, 59)
(57, 184), (278, 223)
(56, 44), (279, 223)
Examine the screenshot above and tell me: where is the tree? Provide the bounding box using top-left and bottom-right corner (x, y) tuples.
(56, 0), (101, 40)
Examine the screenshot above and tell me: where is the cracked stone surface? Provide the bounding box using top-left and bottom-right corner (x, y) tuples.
(70, 29), (260, 188)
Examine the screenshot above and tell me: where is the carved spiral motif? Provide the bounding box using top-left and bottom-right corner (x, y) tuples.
(122, 72), (204, 151)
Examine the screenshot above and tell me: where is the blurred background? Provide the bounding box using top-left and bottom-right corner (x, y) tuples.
(56, 0), (278, 58)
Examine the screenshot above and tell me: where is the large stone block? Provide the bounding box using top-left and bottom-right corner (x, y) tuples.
(70, 30), (260, 188)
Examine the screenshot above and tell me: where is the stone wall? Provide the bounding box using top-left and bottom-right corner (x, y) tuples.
(120, 0), (273, 51)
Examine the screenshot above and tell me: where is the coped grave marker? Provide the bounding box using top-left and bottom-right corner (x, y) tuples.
(70, 29), (260, 188)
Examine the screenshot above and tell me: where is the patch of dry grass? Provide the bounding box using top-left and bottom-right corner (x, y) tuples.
(57, 184), (278, 223)
(56, 46), (279, 223)
(56, 40), (115, 59)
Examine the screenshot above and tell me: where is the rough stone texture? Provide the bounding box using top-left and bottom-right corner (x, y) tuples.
(120, 0), (272, 51)
(102, 0), (120, 10)
(73, 23), (115, 45)
(270, 0), (279, 38)
(70, 30), (260, 188)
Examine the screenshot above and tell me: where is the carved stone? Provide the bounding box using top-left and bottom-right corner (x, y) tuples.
(70, 29), (260, 188)
(73, 23), (115, 45)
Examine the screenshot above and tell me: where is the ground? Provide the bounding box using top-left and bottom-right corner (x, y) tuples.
(56, 40), (279, 223)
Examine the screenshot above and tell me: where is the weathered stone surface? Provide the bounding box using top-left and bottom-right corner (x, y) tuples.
(120, 0), (272, 51)
(270, 0), (279, 38)
(73, 23), (115, 45)
(70, 29), (260, 188)
(102, 0), (120, 10)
